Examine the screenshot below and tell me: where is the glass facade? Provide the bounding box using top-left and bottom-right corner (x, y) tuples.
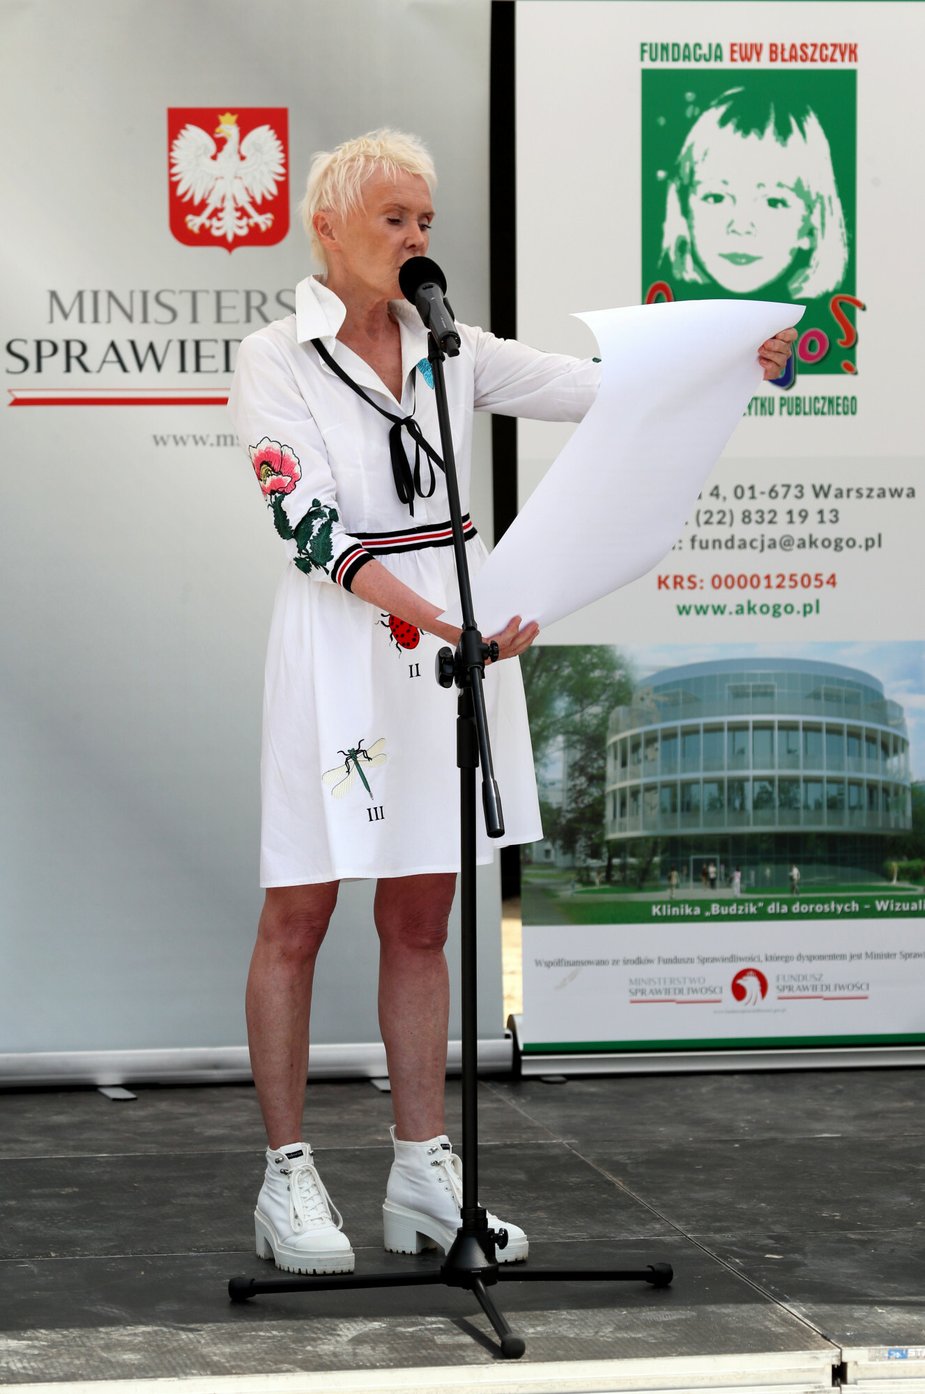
(605, 659), (911, 879)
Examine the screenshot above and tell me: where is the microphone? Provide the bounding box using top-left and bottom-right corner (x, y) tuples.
(398, 256), (461, 356)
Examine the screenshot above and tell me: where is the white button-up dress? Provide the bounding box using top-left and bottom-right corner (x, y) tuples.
(229, 277), (599, 886)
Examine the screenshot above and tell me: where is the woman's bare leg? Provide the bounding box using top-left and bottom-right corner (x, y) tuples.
(374, 872), (457, 1140)
(246, 881), (339, 1148)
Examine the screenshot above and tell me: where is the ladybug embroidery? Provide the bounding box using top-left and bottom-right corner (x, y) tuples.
(380, 613), (421, 651)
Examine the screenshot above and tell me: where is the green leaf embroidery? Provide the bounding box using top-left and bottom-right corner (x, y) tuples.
(270, 494), (295, 541)
(292, 498), (338, 574)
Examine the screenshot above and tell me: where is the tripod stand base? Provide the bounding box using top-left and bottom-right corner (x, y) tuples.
(228, 1256), (673, 1360)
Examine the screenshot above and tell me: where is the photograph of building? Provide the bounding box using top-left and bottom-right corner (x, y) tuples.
(606, 656), (911, 887)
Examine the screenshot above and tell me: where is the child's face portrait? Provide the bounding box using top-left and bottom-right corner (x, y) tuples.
(644, 71), (855, 368)
(687, 126), (810, 294)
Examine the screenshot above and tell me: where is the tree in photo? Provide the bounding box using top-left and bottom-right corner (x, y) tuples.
(521, 646), (635, 881)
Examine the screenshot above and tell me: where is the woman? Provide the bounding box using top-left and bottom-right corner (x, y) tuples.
(229, 128), (795, 1277)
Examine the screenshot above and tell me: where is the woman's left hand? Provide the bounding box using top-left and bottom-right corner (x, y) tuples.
(759, 327), (798, 380)
(486, 615), (540, 663)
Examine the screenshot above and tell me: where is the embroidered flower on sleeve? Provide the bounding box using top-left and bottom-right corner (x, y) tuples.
(249, 437), (302, 496)
(249, 436), (338, 575)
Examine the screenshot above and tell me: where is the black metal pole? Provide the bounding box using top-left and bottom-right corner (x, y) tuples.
(429, 338), (475, 629)
(429, 337), (504, 840)
(429, 336), (503, 1271)
(458, 689), (481, 1220)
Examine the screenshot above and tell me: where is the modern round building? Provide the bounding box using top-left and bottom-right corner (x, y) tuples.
(605, 658), (911, 887)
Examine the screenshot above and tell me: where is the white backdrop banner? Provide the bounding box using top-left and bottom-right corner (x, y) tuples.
(1, 0), (504, 1065)
(515, 0), (925, 1059)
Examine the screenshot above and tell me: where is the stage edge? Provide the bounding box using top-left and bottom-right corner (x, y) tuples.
(0, 1345), (839, 1394)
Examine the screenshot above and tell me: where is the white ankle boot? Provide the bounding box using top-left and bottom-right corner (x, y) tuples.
(254, 1142), (355, 1275)
(382, 1127), (528, 1262)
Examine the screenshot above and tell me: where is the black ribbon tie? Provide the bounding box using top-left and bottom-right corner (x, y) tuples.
(313, 339), (444, 517)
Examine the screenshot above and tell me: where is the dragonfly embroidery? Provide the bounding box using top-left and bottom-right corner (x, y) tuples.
(322, 738), (388, 801)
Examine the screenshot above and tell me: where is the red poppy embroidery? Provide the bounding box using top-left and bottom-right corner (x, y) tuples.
(249, 436), (301, 496)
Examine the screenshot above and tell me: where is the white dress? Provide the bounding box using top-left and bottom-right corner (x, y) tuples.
(229, 277), (599, 886)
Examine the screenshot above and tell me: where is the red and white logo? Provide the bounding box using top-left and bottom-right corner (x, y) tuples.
(167, 108), (289, 251)
(731, 968), (769, 1006)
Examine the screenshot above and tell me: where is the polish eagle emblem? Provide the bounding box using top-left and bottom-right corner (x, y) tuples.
(168, 111), (286, 246)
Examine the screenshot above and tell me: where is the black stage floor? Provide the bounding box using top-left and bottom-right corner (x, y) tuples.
(2, 1066), (924, 1389)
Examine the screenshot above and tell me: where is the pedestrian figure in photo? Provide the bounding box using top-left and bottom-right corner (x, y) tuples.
(789, 863), (801, 895)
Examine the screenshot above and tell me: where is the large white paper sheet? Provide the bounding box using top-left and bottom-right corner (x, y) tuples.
(446, 299), (805, 634)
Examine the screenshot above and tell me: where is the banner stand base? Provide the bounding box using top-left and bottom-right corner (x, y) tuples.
(508, 1015), (925, 1076)
(0, 1039), (513, 1091)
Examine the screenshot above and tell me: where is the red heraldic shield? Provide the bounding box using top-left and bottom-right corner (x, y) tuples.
(167, 108), (289, 251)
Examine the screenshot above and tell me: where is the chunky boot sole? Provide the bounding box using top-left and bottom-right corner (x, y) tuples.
(382, 1200), (528, 1262)
(254, 1210), (355, 1275)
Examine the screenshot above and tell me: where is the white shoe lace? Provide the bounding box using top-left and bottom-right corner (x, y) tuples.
(425, 1143), (513, 1240)
(428, 1144), (463, 1210)
(288, 1158), (344, 1234)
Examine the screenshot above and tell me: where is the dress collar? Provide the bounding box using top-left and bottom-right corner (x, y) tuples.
(295, 276), (345, 343)
(294, 275), (430, 402)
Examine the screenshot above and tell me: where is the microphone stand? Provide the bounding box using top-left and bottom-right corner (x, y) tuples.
(228, 327), (673, 1359)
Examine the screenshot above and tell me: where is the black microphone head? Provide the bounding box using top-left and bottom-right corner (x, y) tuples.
(398, 255), (447, 302)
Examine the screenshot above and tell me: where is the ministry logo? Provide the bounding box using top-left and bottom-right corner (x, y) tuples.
(167, 108), (289, 251)
(730, 968), (769, 1006)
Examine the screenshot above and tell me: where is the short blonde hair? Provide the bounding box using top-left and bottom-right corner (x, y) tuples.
(300, 128), (437, 269)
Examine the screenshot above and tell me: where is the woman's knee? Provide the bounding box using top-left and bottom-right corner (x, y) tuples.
(380, 913), (450, 955)
(374, 874), (456, 954)
(257, 883), (339, 962)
